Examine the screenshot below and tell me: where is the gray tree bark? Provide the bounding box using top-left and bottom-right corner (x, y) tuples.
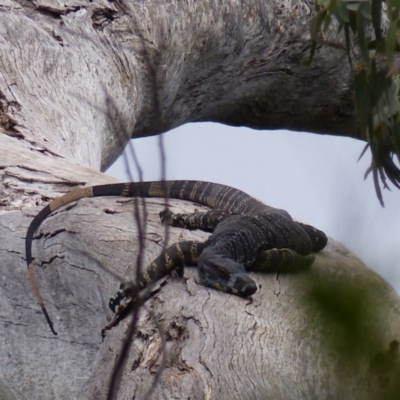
(1, 1), (399, 399)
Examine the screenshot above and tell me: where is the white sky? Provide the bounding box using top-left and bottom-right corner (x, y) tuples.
(107, 122), (400, 294)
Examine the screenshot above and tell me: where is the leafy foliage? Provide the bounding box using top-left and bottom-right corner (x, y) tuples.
(310, 0), (400, 205)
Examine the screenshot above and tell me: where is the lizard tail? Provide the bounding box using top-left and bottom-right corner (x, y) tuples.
(27, 265), (58, 335)
(25, 187), (95, 335)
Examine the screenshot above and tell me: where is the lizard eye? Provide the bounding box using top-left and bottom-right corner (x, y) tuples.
(217, 267), (230, 280)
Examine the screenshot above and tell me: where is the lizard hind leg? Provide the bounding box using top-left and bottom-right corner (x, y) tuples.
(159, 208), (231, 232)
(252, 248), (315, 273)
(297, 222), (328, 252)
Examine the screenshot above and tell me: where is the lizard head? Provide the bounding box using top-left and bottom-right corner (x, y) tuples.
(198, 250), (257, 297)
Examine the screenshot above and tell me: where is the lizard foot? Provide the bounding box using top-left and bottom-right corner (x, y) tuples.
(109, 288), (125, 313)
(102, 296), (134, 339)
(109, 280), (139, 313)
(159, 209), (187, 227)
(103, 283), (163, 339)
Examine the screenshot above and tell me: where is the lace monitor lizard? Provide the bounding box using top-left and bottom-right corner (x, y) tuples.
(26, 180), (327, 335)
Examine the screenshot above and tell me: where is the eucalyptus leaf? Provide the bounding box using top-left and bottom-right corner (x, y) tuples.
(354, 70), (370, 136)
(359, 1), (371, 19)
(337, 1), (350, 22)
(346, 3), (361, 12)
(385, 22), (397, 66)
(356, 11), (370, 66)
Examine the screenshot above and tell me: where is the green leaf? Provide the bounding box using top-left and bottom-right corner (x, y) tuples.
(354, 70), (370, 136)
(337, 0), (350, 22)
(308, 40), (318, 65)
(385, 22), (398, 67)
(387, 0), (400, 22)
(356, 10), (370, 66)
(310, 9), (328, 42)
(344, 23), (353, 65)
(370, 64), (390, 108)
(359, 0), (371, 18)
(348, 7), (358, 34)
(346, 3), (360, 12)
(371, 0), (383, 41)
(317, 0), (332, 7)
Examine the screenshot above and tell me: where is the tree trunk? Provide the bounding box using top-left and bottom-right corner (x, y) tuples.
(1, 1), (399, 399)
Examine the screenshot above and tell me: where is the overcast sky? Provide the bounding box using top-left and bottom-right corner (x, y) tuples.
(107, 122), (400, 294)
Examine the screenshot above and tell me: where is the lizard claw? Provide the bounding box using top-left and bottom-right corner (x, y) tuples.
(109, 287), (125, 313)
(102, 296), (135, 339)
(159, 209), (188, 228)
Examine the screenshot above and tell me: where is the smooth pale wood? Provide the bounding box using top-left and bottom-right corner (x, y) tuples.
(0, 1), (399, 399)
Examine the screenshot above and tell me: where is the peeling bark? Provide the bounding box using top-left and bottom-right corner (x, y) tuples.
(1, 0), (354, 172)
(1, 1), (400, 399)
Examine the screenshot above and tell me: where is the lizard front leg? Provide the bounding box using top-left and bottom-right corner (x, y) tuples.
(109, 240), (206, 313)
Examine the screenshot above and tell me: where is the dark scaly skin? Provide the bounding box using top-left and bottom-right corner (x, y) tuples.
(26, 180), (327, 334)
